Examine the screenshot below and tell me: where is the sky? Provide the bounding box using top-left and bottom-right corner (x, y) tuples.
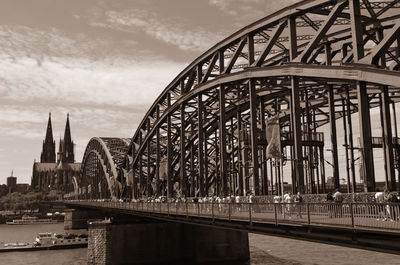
(0, 0), (394, 187)
(0, 0), (302, 184)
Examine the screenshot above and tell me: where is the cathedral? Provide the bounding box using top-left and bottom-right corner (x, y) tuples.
(31, 113), (81, 193)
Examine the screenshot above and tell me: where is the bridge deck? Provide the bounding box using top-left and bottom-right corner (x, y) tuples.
(66, 201), (400, 232)
(65, 200), (400, 254)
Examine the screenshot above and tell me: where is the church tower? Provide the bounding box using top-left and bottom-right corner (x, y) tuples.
(40, 112), (56, 163)
(62, 113), (74, 163)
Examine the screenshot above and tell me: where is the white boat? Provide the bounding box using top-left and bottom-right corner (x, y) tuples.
(34, 232), (88, 248)
(6, 216), (58, 225)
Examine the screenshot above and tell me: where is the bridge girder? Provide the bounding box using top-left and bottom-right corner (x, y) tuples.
(80, 137), (131, 200)
(124, 0), (400, 198)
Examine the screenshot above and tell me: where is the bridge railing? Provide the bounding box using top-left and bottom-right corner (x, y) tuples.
(67, 200), (400, 232)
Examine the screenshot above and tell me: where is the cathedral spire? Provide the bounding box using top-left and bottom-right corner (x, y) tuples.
(40, 112), (56, 163)
(45, 112), (54, 144)
(62, 113), (74, 163)
(64, 113), (71, 144)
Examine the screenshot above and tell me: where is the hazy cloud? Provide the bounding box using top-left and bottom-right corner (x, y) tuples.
(99, 9), (225, 52)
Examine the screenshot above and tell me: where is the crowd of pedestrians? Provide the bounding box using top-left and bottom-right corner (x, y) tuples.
(374, 189), (400, 222)
(123, 188), (400, 222)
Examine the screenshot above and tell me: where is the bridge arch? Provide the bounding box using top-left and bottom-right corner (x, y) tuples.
(123, 0), (400, 199)
(81, 137), (131, 200)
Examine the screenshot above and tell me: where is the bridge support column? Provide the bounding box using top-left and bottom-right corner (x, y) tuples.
(357, 81), (375, 191)
(328, 85), (340, 190)
(87, 220), (249, 265)
(249, 79), (260, 195)
(346, 85), (357, 193)
(290, 76), (304, 192)
(382, 86), (396, 190)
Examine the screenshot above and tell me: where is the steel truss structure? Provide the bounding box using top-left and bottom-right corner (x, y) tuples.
(81, 137), (131, 200)
(119, 0), (400, 199)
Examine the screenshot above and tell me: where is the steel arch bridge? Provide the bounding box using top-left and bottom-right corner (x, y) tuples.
(80, 137), (131, 200)
(121, 0), (400, 199)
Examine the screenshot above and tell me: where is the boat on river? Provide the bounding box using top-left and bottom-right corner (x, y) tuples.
(6, 215), (58, 225)
(0, 232), (88, 252)
(34, 232), (88, 248)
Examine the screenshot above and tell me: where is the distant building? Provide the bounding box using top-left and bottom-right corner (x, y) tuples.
(16, 183), (30, 194)
(7, 171), (17, 193)
(0, 184), (7, 197)
(31, 113), (81, 193)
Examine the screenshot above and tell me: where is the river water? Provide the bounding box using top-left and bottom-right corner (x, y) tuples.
(0, 223), (398, 265)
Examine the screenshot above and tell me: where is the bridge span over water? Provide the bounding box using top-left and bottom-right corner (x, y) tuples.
(74, 0), (400, 201)
(63, 1), (400, 263)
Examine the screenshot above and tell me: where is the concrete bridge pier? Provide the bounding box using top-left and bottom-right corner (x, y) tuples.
(64, 209), (105, 230)
(87, 220), (250, 265)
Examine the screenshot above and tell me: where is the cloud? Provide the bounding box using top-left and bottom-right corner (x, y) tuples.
(208, 0), (301, 26)
(0, 54), (185, 108)
(96, 9), (225, 52)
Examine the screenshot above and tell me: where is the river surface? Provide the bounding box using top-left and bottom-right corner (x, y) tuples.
(0, 223), (399, 265)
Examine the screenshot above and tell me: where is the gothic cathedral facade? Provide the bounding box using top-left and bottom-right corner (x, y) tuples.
(31, 113), (81, 193)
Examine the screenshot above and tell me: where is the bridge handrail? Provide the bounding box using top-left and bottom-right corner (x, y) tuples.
(65, 200), (400, 233)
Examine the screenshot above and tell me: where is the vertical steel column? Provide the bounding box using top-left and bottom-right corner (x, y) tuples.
(180, 104), (187, 196)
(260, 100), (268, 195)
(349, 0), (365, 61)
(392, 97), (399, 190)
(342, 97), (351, 193)
(357, 81), (375, 191)
(288, 16), (298, 60)
(382, 86), (396, 190)
(215, 130), (220, 194)
(219, 85), (228, 197)
(147, 120), (152, 197)
(301, 106), (308, 193)
(328, 85), (340, 190)
(243, 127), (250, 194)
(392, 99), (399, 141)
(219, 50), (224, 74)
(167, 94), (173, 198)
(313, 109), (320, 194)
(325, 44), (332, 65)
(286, 15), (297, 193)
(290, 76), (304, 192)
(190, 143), (195, 197)
(205, 135), (209, 196)
(346, 86), (357, 192)
(147, 135), (152, 196)
(248, 34), (255, 65)
(276, 160), (281, 195)
(249, 79), (260, 195)
(285, 19), (297, 207)
(237, 108), (244, 195)
(379, 94), (389, 189)
(230, 118), (235, 195)
(139, 132), (143, 197)
(156, 108), (160, 197)
(139, 155), (143, 197)
(320, 146), (326, 193)
(305, 90), (314, 193)
(198, 93), (205, 196)
(270, 160), (274, 195)
(289, 126), (295, 194)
